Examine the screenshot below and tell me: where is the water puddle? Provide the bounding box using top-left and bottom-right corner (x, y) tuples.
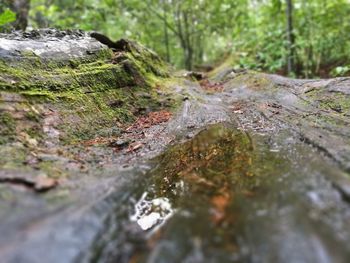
(127, 123), (285, 261)
(92, 123), (350, 262)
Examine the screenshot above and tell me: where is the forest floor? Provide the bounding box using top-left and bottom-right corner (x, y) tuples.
(1, 30), (350, 262)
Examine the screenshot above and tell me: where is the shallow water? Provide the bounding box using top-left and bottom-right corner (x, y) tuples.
(90, 123), (350, 263)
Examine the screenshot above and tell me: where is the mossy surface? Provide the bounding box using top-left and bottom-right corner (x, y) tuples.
(0, 112), (16, 144)
(0, 37), (183, 186)
(305, 88), (350, 117)
(0, 39), (174, 143)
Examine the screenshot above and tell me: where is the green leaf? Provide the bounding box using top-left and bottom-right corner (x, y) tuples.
(0, 9), (16, 27)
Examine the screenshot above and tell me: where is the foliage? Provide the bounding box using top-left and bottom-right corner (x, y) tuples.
(3, 0), (350, 77)
(332, 66), (350, 77)
(0, 9), (16, 27)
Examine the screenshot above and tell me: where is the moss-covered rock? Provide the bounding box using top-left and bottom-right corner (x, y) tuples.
(0, 30), (184, 187)
(0, 31), (174, 144)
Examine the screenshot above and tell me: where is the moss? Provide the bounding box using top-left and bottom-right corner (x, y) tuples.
(0, 38), (184, 186)
(24, 110), (41, 122)
(38, 161), (64, 179)
(55, 84), (166, 142)
(0, 112), (16, 145)
(0, 39), (179, 144)
(322, 93), (350, 114)
(0, 39), (169, 95)
(20, 89), (57, 101)
(1, 59), (141, 94)
(0, 144), (28, 168)
(306, 89), (350, 115)
(24, 125), (43, 140)
(299, 88), (350, 132)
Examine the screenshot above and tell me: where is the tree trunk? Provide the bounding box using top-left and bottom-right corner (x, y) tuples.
(183, 11), (193, 70)
(162, 0), (171, 63)
(9, 0), (30, 31)
(286, 0), (295, 75)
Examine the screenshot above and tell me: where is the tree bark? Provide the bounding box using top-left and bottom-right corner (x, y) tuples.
(8, 0), (30, 31)
(162, 0), (171, 63)
(286, 0), (295, 75)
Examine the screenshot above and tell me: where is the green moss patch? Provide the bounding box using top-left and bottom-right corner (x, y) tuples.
(0, 112), (16, 144)
(0, 38), (176, 144)
(306, 89), (350, 115)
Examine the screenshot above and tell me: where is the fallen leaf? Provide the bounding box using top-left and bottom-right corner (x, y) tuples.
(126, 110), (172, 131)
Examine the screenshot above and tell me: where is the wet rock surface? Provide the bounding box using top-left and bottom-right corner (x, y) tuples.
(1, 31), (350, 262)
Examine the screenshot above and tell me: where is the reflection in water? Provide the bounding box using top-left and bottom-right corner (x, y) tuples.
(130, 122), (255, 230)
(148, 122), (256, 224)
(130, 123), (269, 261)
(92, 123), (350, 262)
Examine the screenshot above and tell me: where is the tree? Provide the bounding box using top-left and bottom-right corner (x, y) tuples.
(8, 0), (31, 31)
(285, 0), (294, 75)
(21, 0), (350, 77)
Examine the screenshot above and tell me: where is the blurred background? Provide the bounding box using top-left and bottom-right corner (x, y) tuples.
(1, 0), (350, 78)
